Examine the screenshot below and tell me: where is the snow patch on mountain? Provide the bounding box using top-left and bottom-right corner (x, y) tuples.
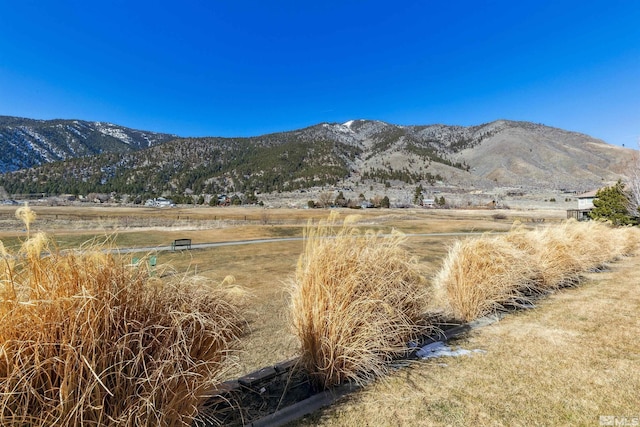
(95, 122), (134, 145)
(67, 124), (88, 139)
(18, 127), (62, 161)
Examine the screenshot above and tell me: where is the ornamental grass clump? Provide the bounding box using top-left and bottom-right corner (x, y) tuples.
(504, 222), (583, 291)
(611, 224), (640, 256)
(506, 220), (639, 291)
(434, 235), (539, 322)
(289, 213), (430, 390)
(0, 205), (246, 426)
(436, 220), (640, 322)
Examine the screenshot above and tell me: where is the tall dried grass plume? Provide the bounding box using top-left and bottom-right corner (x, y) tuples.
(289, 212), (430, 389)
(435, 220), (640, 322)
(435, 235), (539, 322)
(0, 208), (247, 426)
(15, 203), (36, 237)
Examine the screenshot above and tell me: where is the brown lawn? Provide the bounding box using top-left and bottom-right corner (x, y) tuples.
(4, 204), (626, 424)
(292, 254), (640, 426)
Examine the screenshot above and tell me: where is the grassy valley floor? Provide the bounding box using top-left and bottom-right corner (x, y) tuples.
(1, 205), (633, 425)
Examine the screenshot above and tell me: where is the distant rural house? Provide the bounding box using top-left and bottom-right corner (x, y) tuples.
(422, 198), (435, 208)
(567, 189), (598, 220)
(89, 193), (110, 204)
(145, 197), (175, 208)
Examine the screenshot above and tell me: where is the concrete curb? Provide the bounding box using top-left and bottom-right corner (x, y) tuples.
(250, 384), (359, 427)
(197, 312), (505, 426)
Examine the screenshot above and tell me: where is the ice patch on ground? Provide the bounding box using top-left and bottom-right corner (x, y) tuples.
(416, 341), (486, 359)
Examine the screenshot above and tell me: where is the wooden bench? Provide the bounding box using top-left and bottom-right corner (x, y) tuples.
(171, 238), (192, 251)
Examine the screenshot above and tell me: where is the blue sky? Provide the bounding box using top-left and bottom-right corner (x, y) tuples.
(1, 1), (639, 146)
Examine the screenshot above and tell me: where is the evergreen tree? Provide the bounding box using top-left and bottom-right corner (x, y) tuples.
(381, 196), (390, 208)
(589, 180), (635, 225)
(413, 185), (424, 205)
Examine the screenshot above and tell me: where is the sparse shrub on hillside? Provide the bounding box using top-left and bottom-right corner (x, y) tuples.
(0, 206), (247, 426)
(289, 213), (430, 389)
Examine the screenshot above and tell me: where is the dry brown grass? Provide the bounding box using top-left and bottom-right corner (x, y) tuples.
(0, 206), (563, 381)
(293, 253), (640, 426)
(435, 220), (640, 321)
(506, 221), (640, 290)
(288, 213), (430, 389)
(0, 207), (247, 426)
(433, 236), (539, 322)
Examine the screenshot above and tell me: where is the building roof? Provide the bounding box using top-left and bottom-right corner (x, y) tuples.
(577, 190), (599, 199)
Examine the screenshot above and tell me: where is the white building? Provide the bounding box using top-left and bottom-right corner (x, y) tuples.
(577, 190), (598, 210)
(145, 197), (175, 208)
(567, 190), (598, 220)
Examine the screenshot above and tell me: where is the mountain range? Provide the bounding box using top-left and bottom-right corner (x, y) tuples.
(0, 116), (634, 199)
(0, 116), (177, 173)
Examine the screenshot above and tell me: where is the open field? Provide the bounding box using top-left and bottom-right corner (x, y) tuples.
(3, 204), (633, 425)
(0, 204), (562, 246)
(0, 205), (551, 378)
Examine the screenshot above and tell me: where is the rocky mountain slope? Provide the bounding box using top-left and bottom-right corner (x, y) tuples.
(451, 121), (631, 188)
(0, 116), (177, 173)
(0, 117), (634, 199)
(266, 119), (632, 191)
